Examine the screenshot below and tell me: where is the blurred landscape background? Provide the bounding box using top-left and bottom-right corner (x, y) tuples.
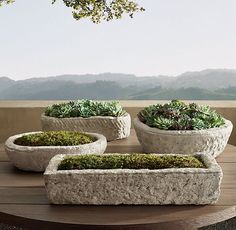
(1, 69), (236, 100)
(1, 1), (236, 100)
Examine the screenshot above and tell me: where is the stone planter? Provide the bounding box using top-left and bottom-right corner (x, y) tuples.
(133, 117), (233, 157)
(41, 113), (131, 141)
(44, 153), (222, 205)
(5, 132), (107, 172)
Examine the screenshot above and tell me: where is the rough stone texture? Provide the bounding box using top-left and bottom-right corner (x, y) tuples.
(133, 117), (233, 157)
(41, 113), (131, 141)
(44, 153), (222, 205)
(5, 132), (107, 172)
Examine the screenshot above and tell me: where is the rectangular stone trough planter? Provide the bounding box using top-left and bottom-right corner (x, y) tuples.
(44, 153), (223, 205)
(41, 113), (131, 141)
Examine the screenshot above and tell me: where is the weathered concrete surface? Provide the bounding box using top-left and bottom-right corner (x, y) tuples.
(133, 117), (233, 157)
(5, 132), (107, 172)
(44, 153), (222, 205)
(41, 113), (131, 141)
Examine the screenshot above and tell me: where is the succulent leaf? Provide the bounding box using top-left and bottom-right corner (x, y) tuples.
(45, 99), (126, 118)
(138, 100), (225, 130)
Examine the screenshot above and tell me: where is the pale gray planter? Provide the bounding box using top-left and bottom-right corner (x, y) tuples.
(133, 117), (233, 157)
(41, 113), (131, 141)
(5, 132), (107, 172)
(44, 153), (222, 205)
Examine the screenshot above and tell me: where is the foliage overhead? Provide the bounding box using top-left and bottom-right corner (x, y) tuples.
(138, 100), (225, 130)
(14, 131), (95, 146)
(0, 0), (144, 23)
(58, 154), (205, 170)
(45, 99), (126, 118)
(0, 0), (13, 6)
(53, 0), (144, 23)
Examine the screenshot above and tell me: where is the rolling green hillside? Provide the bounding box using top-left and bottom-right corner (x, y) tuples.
(0, 70), (236, 100)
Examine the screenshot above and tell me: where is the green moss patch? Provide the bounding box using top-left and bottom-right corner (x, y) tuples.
(14, 131), (95, 146)
(138, 100), (225, 130)
(58, 154), (205, 170)
(44, 99), (126, 118)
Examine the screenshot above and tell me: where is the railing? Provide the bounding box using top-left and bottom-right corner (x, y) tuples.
(0, 100), (236, 145)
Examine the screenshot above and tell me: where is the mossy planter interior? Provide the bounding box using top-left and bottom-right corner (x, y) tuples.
(133, 117), (233, 157)
(44, 153), (222, 205)
(41, 113), (131, 141)
(5, 131), (107, 172)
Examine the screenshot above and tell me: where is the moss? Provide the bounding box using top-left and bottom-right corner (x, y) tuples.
(14, 131), (95, 146)
(58, 154), (205, 170)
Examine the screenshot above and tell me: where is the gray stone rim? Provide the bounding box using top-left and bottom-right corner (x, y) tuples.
(5, 131), (106, 152)
(44, 153), (222, 176)
(133, 117), (233, 136)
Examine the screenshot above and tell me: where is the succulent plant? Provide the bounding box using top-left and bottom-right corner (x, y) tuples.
(138, 100), (225, 130)
(14, 131), (95, 146)
(58, 154), (205, 170)
(44, 99), (126, 118)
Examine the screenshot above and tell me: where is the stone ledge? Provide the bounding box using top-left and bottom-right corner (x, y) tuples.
(1, 100), (236, 108)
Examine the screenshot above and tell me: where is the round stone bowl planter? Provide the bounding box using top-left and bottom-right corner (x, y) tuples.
(44, 153), (222, 205)
(5, 132), (107, 172)
(41, 113), (131, 141)
(133, 117), (233, 157)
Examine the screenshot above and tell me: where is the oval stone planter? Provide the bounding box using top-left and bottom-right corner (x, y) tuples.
(41, 113), (131, 141)
(44, 153), (222, 205)
(5, 132), (107, 172)
(133, 117), (233, 157)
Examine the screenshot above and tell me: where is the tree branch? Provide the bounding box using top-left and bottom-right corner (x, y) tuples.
(0, 0), (145, 23)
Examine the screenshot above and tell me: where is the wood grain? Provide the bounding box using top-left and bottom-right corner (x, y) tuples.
(0, 204), (235, 225)
(0, 162), (43, 187)
(0, 204), (235, 230)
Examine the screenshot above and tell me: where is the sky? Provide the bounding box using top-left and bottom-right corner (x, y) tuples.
(0, 0), (236, 80)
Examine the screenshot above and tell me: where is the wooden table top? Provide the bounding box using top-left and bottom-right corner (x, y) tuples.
(0, 130), (236, 230)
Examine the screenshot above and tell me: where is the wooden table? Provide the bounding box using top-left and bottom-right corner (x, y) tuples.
(0, 130), (236, 230)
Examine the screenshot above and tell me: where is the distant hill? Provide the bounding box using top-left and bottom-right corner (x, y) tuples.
(130, 87), (236, 100)
(170, 69), (236, 89)
(0, 69), (236, 99)
(0, 77), (15, 93)
(17, 73), (171, 90)
(14, 69), (236, 89)
(0, 80), (126, 100)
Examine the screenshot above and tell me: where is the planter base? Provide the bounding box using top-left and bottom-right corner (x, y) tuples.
(133, 117), (233, 157)
(44, 153), (222, 205)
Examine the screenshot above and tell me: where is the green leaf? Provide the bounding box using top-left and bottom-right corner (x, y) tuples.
(138, 100), (225, 130)
(45, 99), (126, 118)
